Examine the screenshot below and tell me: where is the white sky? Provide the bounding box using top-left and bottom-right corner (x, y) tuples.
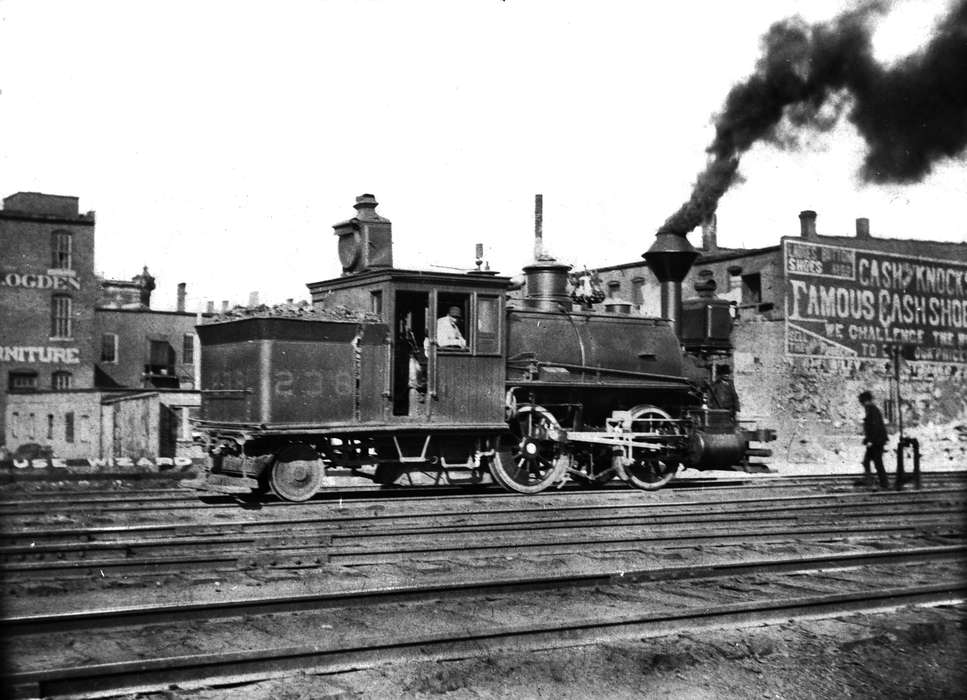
(1, 0), (964, 311)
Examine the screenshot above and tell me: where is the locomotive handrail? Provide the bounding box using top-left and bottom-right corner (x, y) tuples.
(512, 360), (693, 385)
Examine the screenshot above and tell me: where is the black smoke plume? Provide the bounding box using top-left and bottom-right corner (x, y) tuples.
(659, 0), (967, 235)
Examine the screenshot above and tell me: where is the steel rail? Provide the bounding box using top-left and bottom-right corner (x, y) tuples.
(2, 485), (964, 540)
(2, 486), (962, 540)
(1, 472), (964, 512)
(1, 501), (961, 556)
(1, 492), (962, 555)
(2, 520), (961, 580)
(9, 570), (966, 698)
(4, 544), (964, 637)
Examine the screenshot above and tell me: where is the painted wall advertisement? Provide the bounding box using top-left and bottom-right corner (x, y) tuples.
(784, 239), (967, 364)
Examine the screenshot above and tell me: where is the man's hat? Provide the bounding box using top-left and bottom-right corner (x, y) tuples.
(858, 390), (873, 402)
(448, 306), (462, 318)
(717, 365), (731, 375)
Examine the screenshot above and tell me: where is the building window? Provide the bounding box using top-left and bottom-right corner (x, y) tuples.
(742, 273), (762, 305)
(52, 371), (72, 390)
(182, 334), (195, 364)
(51, 230), (73, 269)
(370, 291), (383, 315)
(631, 278), (645, 306)
(146, 340), (177, 388)
(51, 295), (73, 338)
(607, 281), (621, 299)
(101, 333), (118, 363)
(65, 411), (74, 443)
(47, 414), (54, 440)
(9, 371), (38, 392)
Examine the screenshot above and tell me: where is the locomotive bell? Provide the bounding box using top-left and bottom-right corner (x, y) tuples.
(334, 194), (394, 275)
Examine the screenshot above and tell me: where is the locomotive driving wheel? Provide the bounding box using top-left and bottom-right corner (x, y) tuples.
(267, 445), (326, 502)
(490, 404), (567, 494)
(622, 405), (681, 491)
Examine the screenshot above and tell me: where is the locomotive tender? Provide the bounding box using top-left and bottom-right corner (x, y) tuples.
(192, 194), (774, 501)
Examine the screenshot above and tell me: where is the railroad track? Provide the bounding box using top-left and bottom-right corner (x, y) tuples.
(7, 545), (965, 699)
(2, 489), (963, 580)
(3, 485), (964, 544)
(1, 471), (963, 516)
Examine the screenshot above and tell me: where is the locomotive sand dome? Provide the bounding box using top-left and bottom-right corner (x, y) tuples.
(189, 194), (775, 501)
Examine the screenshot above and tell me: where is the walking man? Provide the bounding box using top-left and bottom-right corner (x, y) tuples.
(858, 390), (889, 489)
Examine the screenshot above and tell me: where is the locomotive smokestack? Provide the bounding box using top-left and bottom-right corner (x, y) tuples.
(522, 193), (572, 311)
(643, 229), (699, 337)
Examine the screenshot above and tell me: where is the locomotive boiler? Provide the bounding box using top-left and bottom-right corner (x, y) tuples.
(190, 194), (774, 501)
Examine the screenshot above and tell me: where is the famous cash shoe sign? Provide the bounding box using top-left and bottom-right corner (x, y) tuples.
(784, 239), (967, 364)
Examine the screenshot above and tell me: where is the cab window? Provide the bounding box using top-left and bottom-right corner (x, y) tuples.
(476, 295), (500, 354)
(435, 293), (470, 352)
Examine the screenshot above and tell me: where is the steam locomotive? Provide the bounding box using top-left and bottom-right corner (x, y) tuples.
(190, 195), (774, 501)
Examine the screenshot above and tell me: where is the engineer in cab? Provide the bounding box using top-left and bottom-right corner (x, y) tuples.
(436, 305), (467, 350)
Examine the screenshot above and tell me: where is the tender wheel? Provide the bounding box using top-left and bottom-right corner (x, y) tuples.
(268, 445), (325, 502)
(623, 405), (680, 491)
(490, 404), (567, 494)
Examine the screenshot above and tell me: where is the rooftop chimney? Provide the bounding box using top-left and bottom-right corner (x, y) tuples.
(206, 300), (215, 314)
(221, 300), (229, 313)
(248, 291), (259, 307)
(855, 217), (871, 239)
(799, 210), (817, 239)
(176, 283), (186, 312)
(701, 214), (718, 251)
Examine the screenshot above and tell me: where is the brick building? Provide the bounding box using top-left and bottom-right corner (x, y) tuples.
(1, 192), (203, 460)
(596, 211), (967, 468)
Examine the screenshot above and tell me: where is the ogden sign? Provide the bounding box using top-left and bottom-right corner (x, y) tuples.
(784, 240), (967, 364)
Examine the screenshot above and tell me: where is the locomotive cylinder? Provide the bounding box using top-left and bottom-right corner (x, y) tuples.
(685, 430), (747, 469)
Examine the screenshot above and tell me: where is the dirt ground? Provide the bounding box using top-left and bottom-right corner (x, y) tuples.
(119, 604), (967, 700)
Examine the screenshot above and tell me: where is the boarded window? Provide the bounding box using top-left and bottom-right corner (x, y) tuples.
(52, 371), (72, 390)
(101, 333), (118, 362)
(182, 334), (195, 364)
(51, 230), (73, 269)
(51, 295), (72, 338)
(65, 412), (75, 443)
